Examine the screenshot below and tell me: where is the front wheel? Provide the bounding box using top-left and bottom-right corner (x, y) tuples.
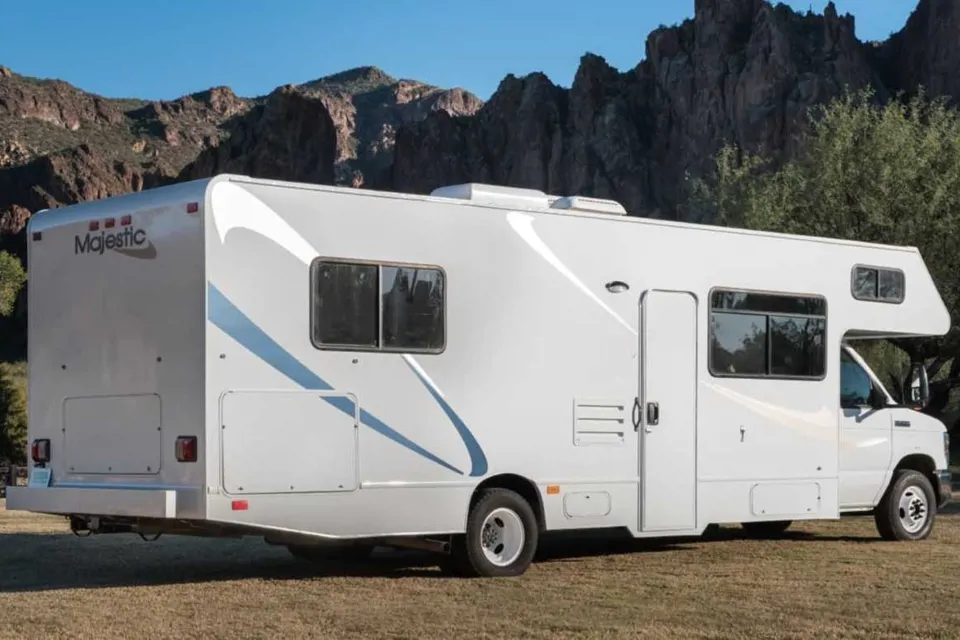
(874, 469), (936, 541)
(447, 488), (539, 577)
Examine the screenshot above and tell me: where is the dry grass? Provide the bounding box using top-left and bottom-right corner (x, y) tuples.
(2, 500), (960, 640)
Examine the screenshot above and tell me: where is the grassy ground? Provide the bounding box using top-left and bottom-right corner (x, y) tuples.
(2, 501), (960, 639)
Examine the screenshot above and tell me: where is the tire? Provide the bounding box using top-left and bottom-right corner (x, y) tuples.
(874, 468), (937, 541)
(447, 488), (539, 578)
(741, 520), (792, 539)
(287, 541), (375, 563)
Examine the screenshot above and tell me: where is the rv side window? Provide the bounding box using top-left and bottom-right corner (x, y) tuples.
(852, 266), (904, 303)
(709, 289), (826, 379)
(313, 261), (380, 348)
(382, 266), (445, 351)
(311, 259), (445, 353)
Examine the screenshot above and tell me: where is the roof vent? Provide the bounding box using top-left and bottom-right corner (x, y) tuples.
(430, 183), (550, 210)
(551, 195), (627, 216)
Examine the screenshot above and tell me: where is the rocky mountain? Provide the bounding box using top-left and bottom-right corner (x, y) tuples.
(0, 68), (250, 252)
(0, 65), (481, 257)
(299, 66), (483, 187)
(179, 86), (338, 186)
(392, 0), (959, 219)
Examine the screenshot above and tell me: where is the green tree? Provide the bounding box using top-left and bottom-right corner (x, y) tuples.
(0, 362), (27, 464)
(690, 87), (960, 390)
(0, 251), (26, 317)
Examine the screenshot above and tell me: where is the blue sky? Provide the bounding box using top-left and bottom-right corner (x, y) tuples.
(0, 0), (917, 101)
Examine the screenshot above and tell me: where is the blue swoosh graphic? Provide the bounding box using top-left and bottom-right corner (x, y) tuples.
(208, 283), (481, 476)
(401, 359), (488, 477)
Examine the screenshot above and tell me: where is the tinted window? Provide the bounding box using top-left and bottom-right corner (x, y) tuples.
(711, 291), (826, 316)
(878, 269), (904, 302)
(840, 351), (873, 408)
(313, 262), (379, 347)
(312, 259), (445, 353)
(709, 289), (826, 379)
(769, 316), (825, 377)
(853, 267), (877, 300)
(382, 266), (445, 351)
(853, 266), (904, 303)
(710, 313), (767, 375)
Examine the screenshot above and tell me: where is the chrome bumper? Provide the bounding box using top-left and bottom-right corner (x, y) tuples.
(938, 470), (953, 510)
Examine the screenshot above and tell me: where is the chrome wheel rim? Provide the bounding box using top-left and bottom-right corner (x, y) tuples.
(480, 507), (525, 567)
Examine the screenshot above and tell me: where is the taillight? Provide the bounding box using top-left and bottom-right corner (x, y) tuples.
(175, 436), (198, 462)
(31, 439), (50, 464)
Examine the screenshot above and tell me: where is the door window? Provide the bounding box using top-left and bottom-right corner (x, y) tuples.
(840, 351), (875, 409)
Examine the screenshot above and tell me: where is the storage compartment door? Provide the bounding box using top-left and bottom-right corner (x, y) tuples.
(220, 390), (359, 495)
(63, 394), (162, 475)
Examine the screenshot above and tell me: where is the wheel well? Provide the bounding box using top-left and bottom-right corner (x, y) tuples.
(894, 454), (939, 501)
(470, 474), (546, 531)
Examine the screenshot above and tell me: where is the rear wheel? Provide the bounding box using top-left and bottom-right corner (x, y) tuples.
(741, 520), (792, 539)
(874, 469), (936, 541)
(447, 488), (539, 577)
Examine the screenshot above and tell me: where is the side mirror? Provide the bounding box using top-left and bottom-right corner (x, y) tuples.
(903, 362), (930, 408)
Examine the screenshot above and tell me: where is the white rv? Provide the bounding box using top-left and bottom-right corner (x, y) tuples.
(6, 175), (953, 577)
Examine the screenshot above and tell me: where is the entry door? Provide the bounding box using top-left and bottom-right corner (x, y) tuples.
(640, 289), (698, 532)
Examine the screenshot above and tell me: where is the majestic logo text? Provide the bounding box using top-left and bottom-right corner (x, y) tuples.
(74, 227), (156, 259)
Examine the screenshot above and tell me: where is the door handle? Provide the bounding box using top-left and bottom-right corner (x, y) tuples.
(632, 397), (641, 431)
(646, 402), (660, 426)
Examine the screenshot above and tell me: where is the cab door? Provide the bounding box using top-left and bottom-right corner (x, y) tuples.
(838, 348), (893, 509)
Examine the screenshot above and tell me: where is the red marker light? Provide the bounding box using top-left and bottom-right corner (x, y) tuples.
(231, 500), (248, 511)
(120, 214), (132, 226)
(175, 436), (198, 463)
(186, 202), (199, 214)
(104, 218), (115, 229)
(31, 439), (51, 464)
(89, 220), (100, 231)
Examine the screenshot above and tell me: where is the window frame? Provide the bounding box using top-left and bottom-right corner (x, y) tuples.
(707, 286), (829, 382)
(309, 256), (447, 355)
(850, 264), (905, 305)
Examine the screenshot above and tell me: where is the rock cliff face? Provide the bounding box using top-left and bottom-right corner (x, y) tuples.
(0, 65), (479, 250)
(882, 0), (960, 101)
(180, 86), (337, 186)
(300, 66), (482, 187)
(0, 68), (252, 255)
(392, 0), (958, 219)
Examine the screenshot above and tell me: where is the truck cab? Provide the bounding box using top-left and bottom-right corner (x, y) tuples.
(838, 343), (951, 538)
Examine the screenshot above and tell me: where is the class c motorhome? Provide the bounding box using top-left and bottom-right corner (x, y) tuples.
(7, 175), (953, 577)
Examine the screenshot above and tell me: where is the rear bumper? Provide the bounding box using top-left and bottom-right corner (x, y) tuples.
(937, 470), (952, 510)
(5, 486), (202, 519)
